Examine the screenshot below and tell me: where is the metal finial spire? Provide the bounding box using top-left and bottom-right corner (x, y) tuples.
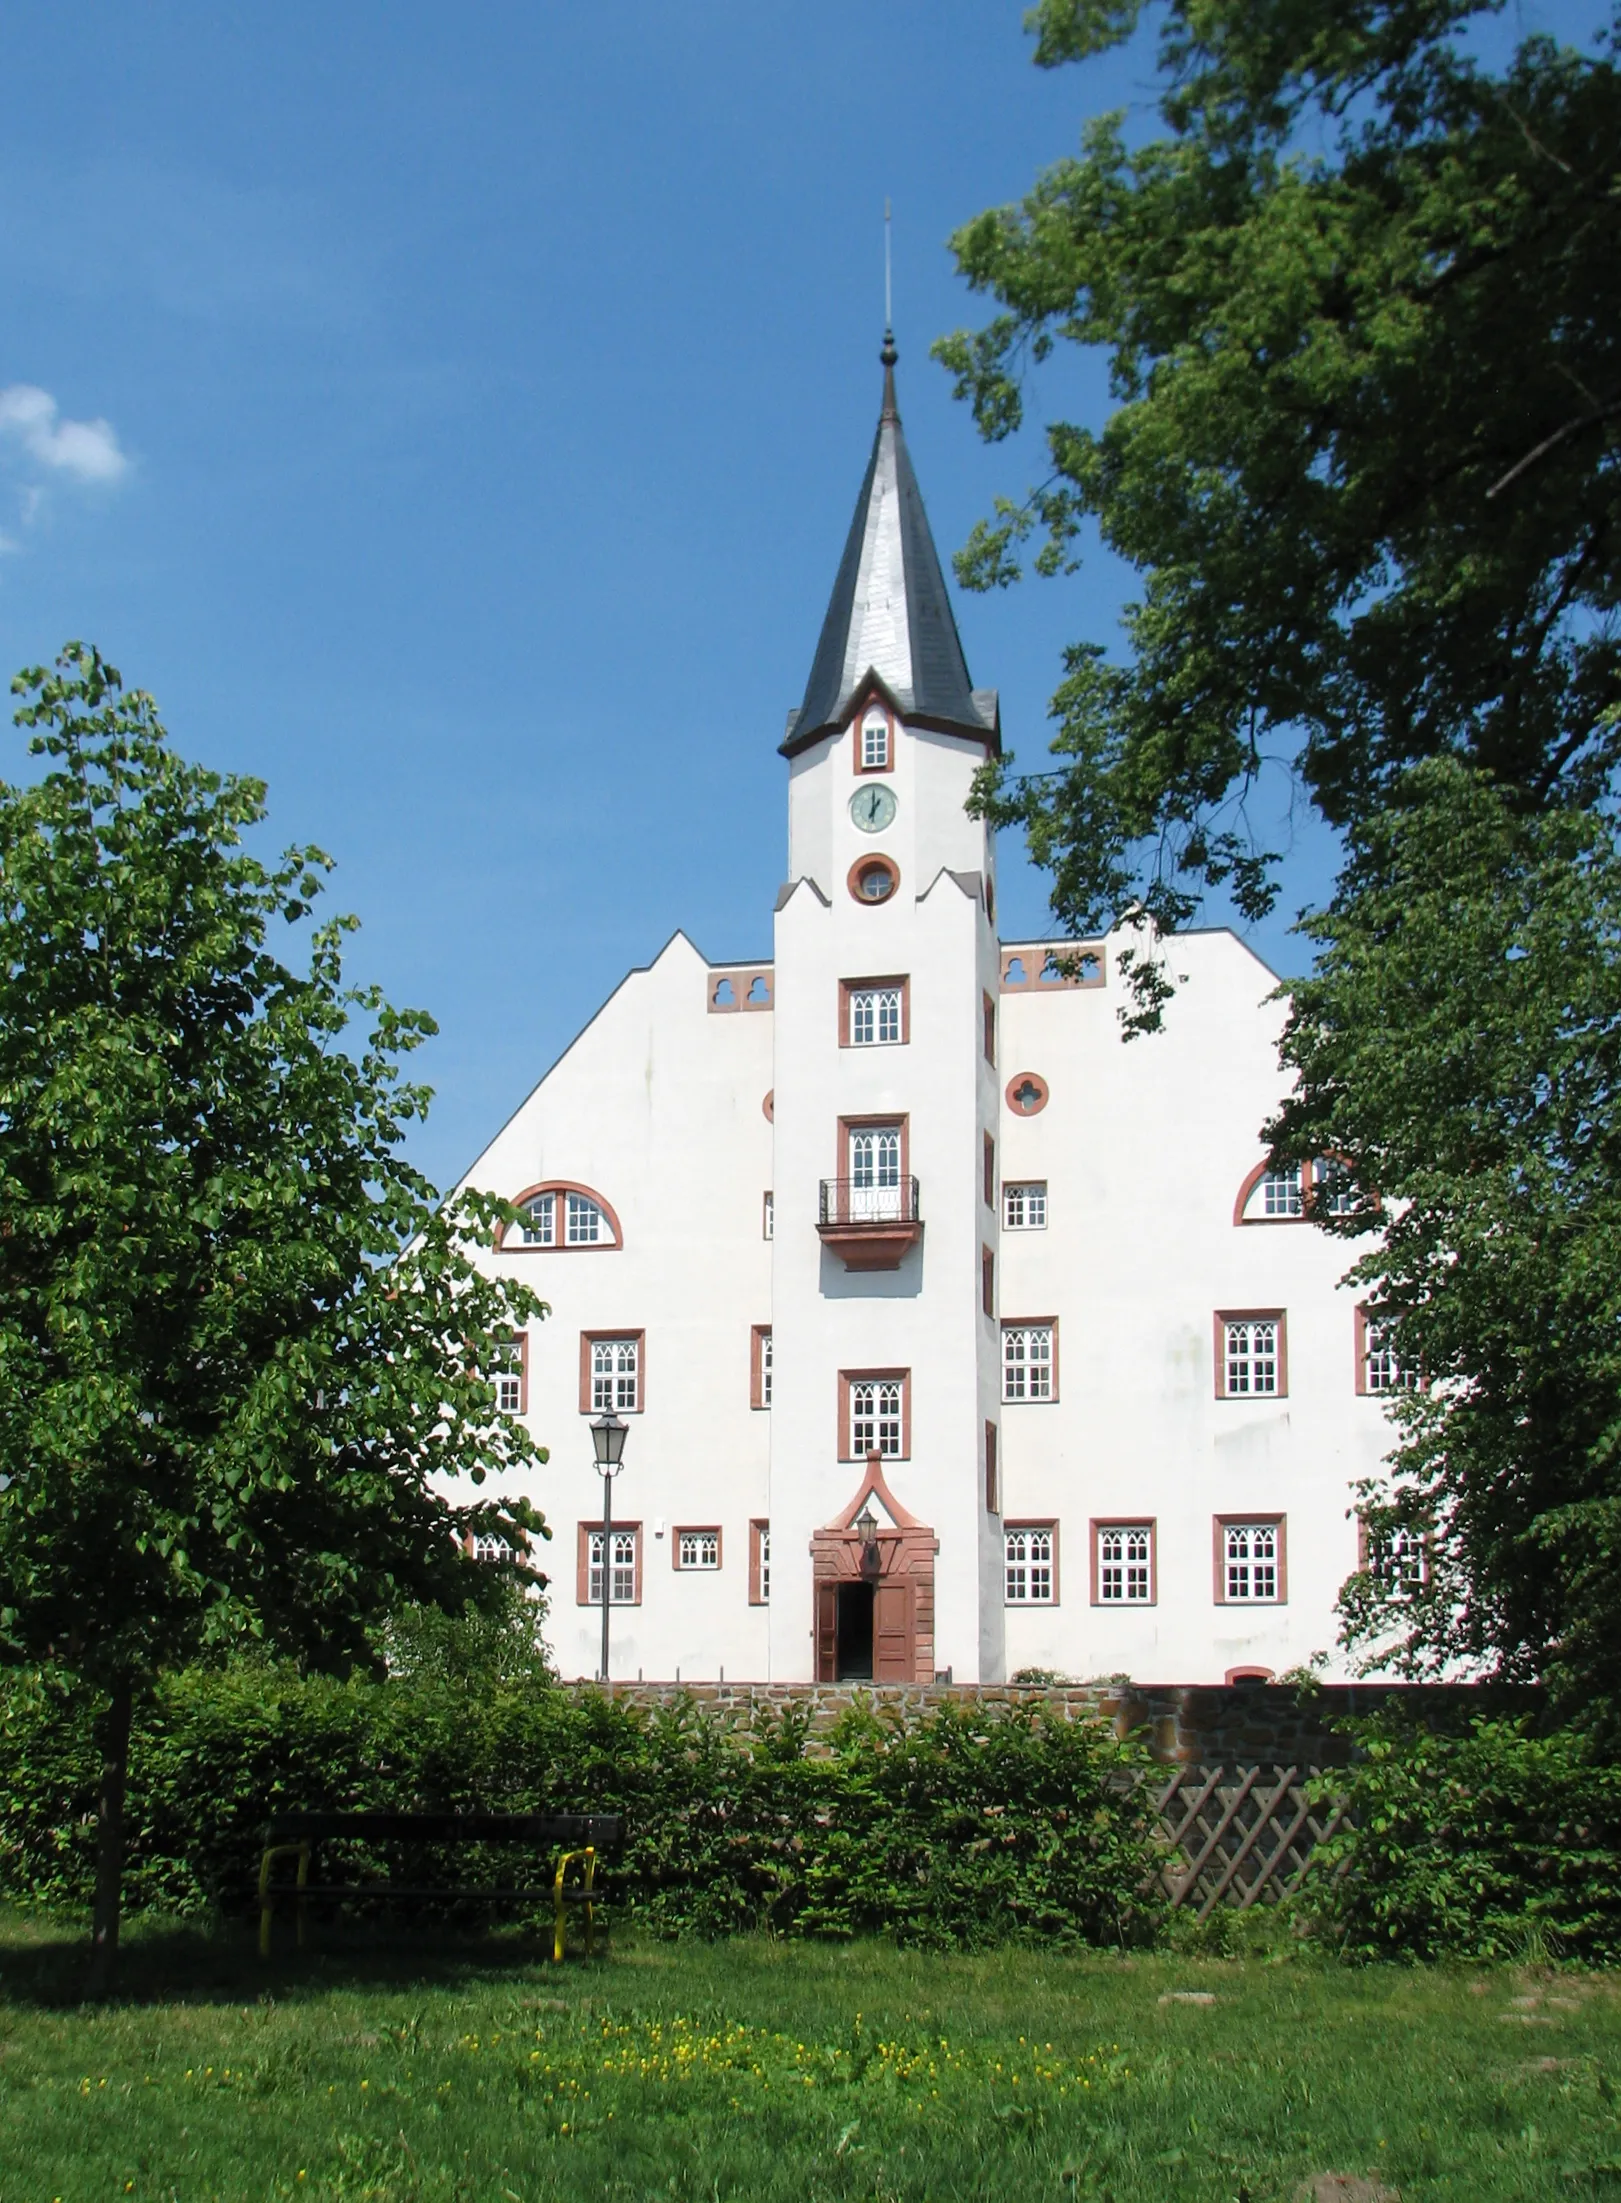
(880, 200), (899, 413)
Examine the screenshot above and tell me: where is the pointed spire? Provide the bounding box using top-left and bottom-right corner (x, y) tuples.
(782, 341), (999, 758)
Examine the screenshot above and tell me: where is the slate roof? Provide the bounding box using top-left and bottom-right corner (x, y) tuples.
(781, 338), (999, 757)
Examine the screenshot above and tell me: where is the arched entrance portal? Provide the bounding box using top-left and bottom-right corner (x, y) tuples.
(812, 1452), (937, 1683)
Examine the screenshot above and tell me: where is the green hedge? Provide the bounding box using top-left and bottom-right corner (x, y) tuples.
(1306, 1713), (1621, 1962)
(0, 1667), (1161, 1949)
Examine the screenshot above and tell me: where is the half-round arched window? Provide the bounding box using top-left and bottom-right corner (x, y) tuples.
(1233, 1156), (1359, 1226)
(497, 1181), (624, 1252)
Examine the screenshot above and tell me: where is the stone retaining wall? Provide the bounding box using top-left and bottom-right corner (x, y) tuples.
(580, 1679), (1497, 1767)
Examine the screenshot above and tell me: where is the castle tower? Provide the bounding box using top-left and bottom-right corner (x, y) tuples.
(767, 334), (1007, 1684)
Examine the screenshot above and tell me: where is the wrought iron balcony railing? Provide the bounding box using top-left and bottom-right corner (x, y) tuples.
(818, 1177), (922, 1229)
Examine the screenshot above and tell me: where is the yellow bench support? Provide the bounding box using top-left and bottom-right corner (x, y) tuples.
(553, 1845), (598, 1963)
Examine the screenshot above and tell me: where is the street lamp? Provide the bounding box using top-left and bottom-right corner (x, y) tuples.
(591, 1410), (629, 1683)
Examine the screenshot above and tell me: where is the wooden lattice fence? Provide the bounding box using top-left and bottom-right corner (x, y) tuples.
(1149, 1765), (1350, 1915)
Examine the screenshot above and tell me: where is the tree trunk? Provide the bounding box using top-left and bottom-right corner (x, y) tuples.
(87, 1675), (134, 1998)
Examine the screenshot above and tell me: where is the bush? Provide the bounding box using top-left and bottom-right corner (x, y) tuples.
(1304, 1713), (1621, 1962)
(0, 1667), (1162, 1949)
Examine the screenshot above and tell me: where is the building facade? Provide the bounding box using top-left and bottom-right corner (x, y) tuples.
(457, 338), (1400, 1686)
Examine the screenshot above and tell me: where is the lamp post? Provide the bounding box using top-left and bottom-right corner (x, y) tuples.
(591, 1409), (629, 1683)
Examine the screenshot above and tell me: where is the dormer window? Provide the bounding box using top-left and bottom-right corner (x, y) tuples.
(855, 709), (892, 773)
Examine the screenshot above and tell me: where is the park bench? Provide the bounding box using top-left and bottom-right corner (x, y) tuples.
(256, 1810), (622, 1962)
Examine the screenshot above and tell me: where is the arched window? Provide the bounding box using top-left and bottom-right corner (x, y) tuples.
(1233, 1156), (1357, 1225)
(498, 1181), (623, 1252)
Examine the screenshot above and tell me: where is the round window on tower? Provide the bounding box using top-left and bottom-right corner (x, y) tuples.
(847, 854), (900, 905)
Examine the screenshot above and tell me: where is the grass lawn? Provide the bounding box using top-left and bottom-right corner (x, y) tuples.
(1, 1913), (1620, 2200)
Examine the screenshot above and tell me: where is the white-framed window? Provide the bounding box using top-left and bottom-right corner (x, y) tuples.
(1223, 1520), (1281, 1603)
(1005, 1524), (1056, 1604)
(751, 1519), (771, 1605)
(847, 1123), (904, 1222)
(849, 1376), (904, 1457)
(677, 1528), (720, 1570)
(1002, 1323), (1055, 1402)
(588, 1526), (639, 1605)
(1314, 1157), (1359, 1215)
(517, 1194), (555, 1246)
(760, 1328), (773, 1408)
(850, 984), (903, 1046)
(1362, 1316), (1419, 1395)
(491, 1333), (525, 1416)
(1002, 1181), (1047, 1231)
(1365, 1522), (1427, 1596)
(849, 1125), (901, 1187)
(472, 1533), (512, 1564)
(763, 1190), (774, 1240)
(591, 1336), (639, 1412)
(1261, 1166), (1303, 1218)
(566, 1191), (605, 1245)
(861, 712), (889, 769)
(1221, 1315), (1282, 1397)
(1096, 1522), (1154, 1603)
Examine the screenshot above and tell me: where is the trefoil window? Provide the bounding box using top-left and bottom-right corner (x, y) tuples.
(1222, 1316), (1280, 1396)
(677, 1529), (720, 1570)
(491, 1334), (525, 1416)
(1097, 1523), (1154, 1603)
(1005, 1525), (1055, 1604)
(1224, 1521), (1281, 1603)
(1002, 1323), (1055, 1402)
(850, 985), (902, 1046)
(588, 1527), (639, 1605)
(591, 1336), (639, 1413)
(850, 1377), (904, 1458)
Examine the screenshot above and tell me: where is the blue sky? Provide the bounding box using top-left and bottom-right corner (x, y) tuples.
(0, 1), (1584, 1189)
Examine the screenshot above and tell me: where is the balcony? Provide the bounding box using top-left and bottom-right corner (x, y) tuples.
(817, 1177), (923, 1272)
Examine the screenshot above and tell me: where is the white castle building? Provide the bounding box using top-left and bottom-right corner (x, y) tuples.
(458, 336), (1398, 1688)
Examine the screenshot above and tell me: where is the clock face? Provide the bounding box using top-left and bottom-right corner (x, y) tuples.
(850, 782), (897, 834)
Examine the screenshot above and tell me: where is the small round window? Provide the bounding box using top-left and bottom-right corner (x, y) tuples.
(848, 854), (900, 905)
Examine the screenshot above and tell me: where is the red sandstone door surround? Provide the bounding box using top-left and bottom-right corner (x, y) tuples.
(811, 1452), (937, 1683)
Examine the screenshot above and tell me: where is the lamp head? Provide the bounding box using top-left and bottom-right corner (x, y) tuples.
(591, 1410), (628, 1472)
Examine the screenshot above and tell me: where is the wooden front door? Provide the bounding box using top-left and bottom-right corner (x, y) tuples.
(873, 1580), (913, 1682)
(815, 1581), (839, 1682)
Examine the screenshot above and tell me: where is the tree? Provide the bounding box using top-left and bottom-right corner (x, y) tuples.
(936, 0), (1621, 1025)
(0, 646), (549, 1989)
(1266, 756), (1621, 1722)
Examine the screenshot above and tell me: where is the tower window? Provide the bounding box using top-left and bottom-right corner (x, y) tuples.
(1002, 1322), (1056, 1402)
(848, 855), (900, 904)
(841, 1369), (909, 1459)
(856, 711), (892, 772)
(841, 977), (908, 1047)
(1002, 1181), (1047, 1230)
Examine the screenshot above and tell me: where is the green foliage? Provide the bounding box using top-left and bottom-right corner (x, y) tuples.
(1267, 761), (1621, 1712)
(0, 646), (551, 1697)
(0, 643), (556, 1978)
(1304, 1713), (1621, 1962)
(0, 1667), (1160, 1948)
(937, 0), (1620, 1025)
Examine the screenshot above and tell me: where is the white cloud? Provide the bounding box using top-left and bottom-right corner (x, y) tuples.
(0, 384), (128, 483)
